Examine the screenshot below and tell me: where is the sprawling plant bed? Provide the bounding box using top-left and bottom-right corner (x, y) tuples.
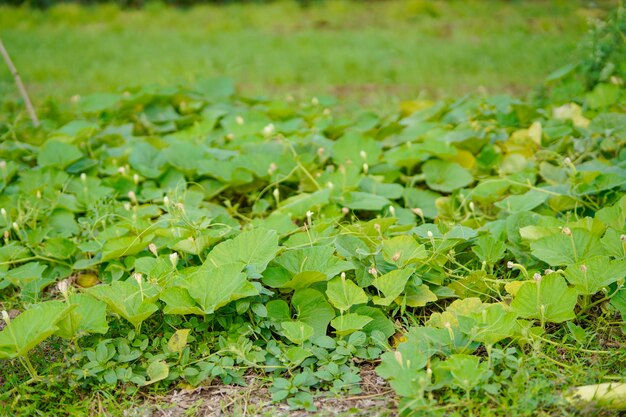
(0, 76), (625, 415)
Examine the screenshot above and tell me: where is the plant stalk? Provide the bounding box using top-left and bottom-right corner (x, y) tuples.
(0, 38), (40, 127)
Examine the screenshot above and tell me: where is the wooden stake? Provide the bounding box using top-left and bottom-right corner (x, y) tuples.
(0, 38), (39, 127)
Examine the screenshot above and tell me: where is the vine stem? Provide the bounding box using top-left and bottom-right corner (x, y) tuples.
(0, 38), (40, 127)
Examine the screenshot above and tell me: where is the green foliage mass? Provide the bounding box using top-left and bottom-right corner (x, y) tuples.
(0, 73), (624, 414)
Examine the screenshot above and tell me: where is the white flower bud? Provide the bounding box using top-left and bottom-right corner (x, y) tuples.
(12, 222), (19, 232)
(268, 162), (277, 175)
(311, 97), (319, 106)
(545, 268), (554, 274)
(1, 310), (9, 324)
(363, 163), (369, 174)
(342, 207), (349, 215)
(533, 273), (542, 281)
(1, 208), (6, 218)
(507, 261), (515, 269)
(36, 190), (41, 199)
(163, 196), (170, 208)
(469, 202), (475, 212)
(118, 166), (126, 176)
(133, 174), (140, 185)
(225, 133), (235, 141)
(169, 252), (179, 268)
(374, 223), (381, 232)
(235, 116), (244, 125)
(306, 210), (314, 225)
(392, 252), (401, 262)
(580, 264), (587, 273)
(368, 267), (378, 277)
(0, 160), (6, 170)
(389, 206), (396, 217)
(561, 227), (572, 236)
(340, 272), (346, 280)
(359, 150), (367, 160)
(411, 208), (423, 217)
(176, 202), (185, 213)
(3, 231), (8, 240)
(128, 191), (137, 204)
(620, 234), (626, 242)
(394, 350), (403, 365)
(133, 272), (143, 285)
(317, 147), (325, 156)
(123, 202), (131, 211)
(444, 322), (451, 329)
(273, 188), (280, 200)
(148, 243), (158, 257)
(323, 108), (331, 116)
(427, 230), (434, 238)
(71, 94), (81, 103)
(80, 173), (87, 183)
(262, 123), (275, 136)
(57, 280), (69, 298)
(326, 181), (334, 189)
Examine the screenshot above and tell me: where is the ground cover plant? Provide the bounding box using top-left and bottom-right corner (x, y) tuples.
(1, 3), (626, 417)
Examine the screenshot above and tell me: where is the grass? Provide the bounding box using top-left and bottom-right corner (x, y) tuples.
(0, 0), (617, 106)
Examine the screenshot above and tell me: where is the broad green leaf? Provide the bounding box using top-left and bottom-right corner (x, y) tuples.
(342, 192), (391, 211)
(2, 262), (47, 288)
(330, 313), (373, 336)
(422, 160), (473, 192)
(181, 262), (258, 314)
(372, 268), (414, 306)
(472, 235), (506, 264)
(87, 280), (160, 330)
(564, 256), (626, 295)
(511, 274), (578, 323)
(0, 301), (68, 359)
(37, 140), (83, 168)
(530, 229), (604, 265)
(292, 288), (335, 338)
(206, 229), (279, 273)
(402, 284), (438, 307)
(382, 236), (427, 267)
(101, 236), (150, 261)
(444, 354), (491, 392)
(281, 321), (314, 344)
(325, 276), (368, 312)
(160, 287), (205, 316)
(494, 189), (548, 213)
(275, 189), (331, 217)
(56, 294), (109, 338)
(461, 303), (517, 345)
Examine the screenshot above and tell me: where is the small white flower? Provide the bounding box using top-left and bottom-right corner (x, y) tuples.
(326, 181), (334, 189)
(389, 206), (396, 217)
(169, 252), (179, 268)
(268, 162), (278, 175)
(362, 163), (369, 174)
(563, 157), (572, 166)
(148, 243), (158, 257)
(545, 268), (554, 274)
(273, 188), (280, 200)
(176, 202), (185, 213)
(311, 97), (319, 106)
(580, 264), (588, 273)
(0, 208), (6, 218)
(117, 166), (126, 176)
(225, 133), (235, 141)
(123, 202), (132, 211)
(341, 272), (346, 279)
(163, 196), (170, 208)
(533, 273), (542, 281)
(306, 210), (314, 225)
(235, 116), (244, 125)
(262, 123), (275, 136)
(323, 108), (331, 116)
(1, 310), (9, 324)
(359, 150), (367, 160)
(342, 207), (349, 215)
(507, 261), (515, 269)
(128, 191), (137, 204)
(36, 190), (42, 199)
(133, 272), (143, 285)
(368, 267), (378, 277)
(411, 208), (424, 217)
(427, 230), (434, 238)
(561, 227), (572, 236)
(469, 202), (475, 212)
(80, 173), (87, 183)
(443, 322), (451, 329)
(12, 222), (19, 232)
(133, 174), (140, 185)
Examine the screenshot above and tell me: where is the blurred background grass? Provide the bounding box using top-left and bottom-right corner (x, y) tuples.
(0, 0), (618, 106)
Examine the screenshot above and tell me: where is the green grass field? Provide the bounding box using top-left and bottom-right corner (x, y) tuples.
(0, 0), (615, 106)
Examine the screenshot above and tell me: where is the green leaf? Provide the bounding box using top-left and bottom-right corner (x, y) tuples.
(461, 303), (517, 345)
(342, 192), (391, 211)
(0, 301), (69, 359)
(494, 189), (548, 213)
(281, 321), (314, 344)
(530, 229), (603, 265)
(56, 294), (109, 338)
(382, 236), (427, 267)
(37, 140), (83, 168)
(422, 160), (473, 192)
(275, 189), (331, 217)
(87, 280), (160, 330)
(144, 360), (169, 386)
(180, 262), (258, 314)
(444, 354), (491, 392)
(101, 236), (150, 262)
(511, 274), (578, 323)
(402, 284), (438, 307)
(372, 268), (414, 306)
(206, 229), (279, 273)
(160, 287), (205, 316)
(325, 276), (368, 312)
(292, 288), (335, 338)
(563, 256), (626, 295)
(330, 313), (373, 336)
(472, 235), (506, 265)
